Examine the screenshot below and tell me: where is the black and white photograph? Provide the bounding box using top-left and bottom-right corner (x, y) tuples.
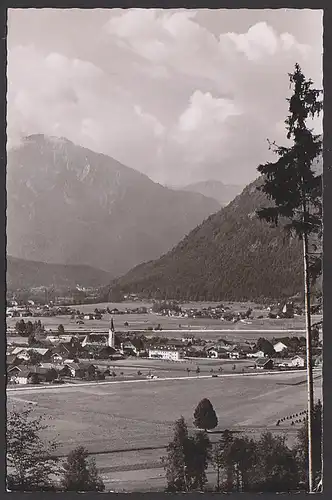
(6, 7), (323, 493)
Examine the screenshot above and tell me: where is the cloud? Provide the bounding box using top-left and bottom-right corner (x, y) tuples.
(177, 91), (241, 132)
(7, 9), (322, 185)
(7, 45), (165, 174)
(134, 105), (165, 137)
(221, 22), (309, 62)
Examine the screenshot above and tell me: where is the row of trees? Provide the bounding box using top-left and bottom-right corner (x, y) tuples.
(15, 319), (45, 337)
(163, 399), (322, 493)
(6, 396), (322, 492)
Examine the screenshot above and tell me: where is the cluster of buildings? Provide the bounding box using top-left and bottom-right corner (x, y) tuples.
(154, 301), (301, 321)
(6, 321), (149, 385)
(6, 303), (75, 319)
(6, 302), (149, 321)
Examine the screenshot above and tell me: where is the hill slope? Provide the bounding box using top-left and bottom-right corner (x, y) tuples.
(180, 180), (244, 206)
(112, 178), (305, 301)
(6, 256), (112, 290)
(7, 135), (220, 277)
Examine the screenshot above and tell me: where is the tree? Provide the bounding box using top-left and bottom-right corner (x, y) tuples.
(28, 333), (36, 347)
(28, 350), (43, 366)
(25, 321), (34, 336)
(162, 416), (189, 492)
(227, 436), (258, 491)
(253, 432), (300, 492)
(295, 399), (322, 490)
(256, 337), (275, 356)
(15, 319), (26, 335)
(163, 417), (211, 492)
(61, 446), (105, 492)
(57, 324), (65, 336)
(186, 431), (211, 491)
(256, 63), (322, 492)
(247, 307), (253, 318)
(7, 407), (59, 491)
(213, 430), (235, 491)
(193, 398), (218, 431)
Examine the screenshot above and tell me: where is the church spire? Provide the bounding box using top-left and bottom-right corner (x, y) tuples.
(111, 317), (115, 332)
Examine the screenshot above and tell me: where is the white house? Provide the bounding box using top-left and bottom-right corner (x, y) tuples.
(12, 347), (51, 361)
(51, 353), (64, 363)
(229, 351), (241, 359)
(46, 335), (76, 345)
(247, 350), (265, 358)
(206, 346), (229, 358)
(148, 348), (182, 361)
(273, 341), (289, 353)
(16, 371), (30, 385)
(289, 355), (306, 368)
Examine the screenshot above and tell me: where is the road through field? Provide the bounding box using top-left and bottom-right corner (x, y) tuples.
(7, 368), (321, 394)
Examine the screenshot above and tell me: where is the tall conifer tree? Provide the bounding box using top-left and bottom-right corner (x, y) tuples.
(256, 63), (323, 492)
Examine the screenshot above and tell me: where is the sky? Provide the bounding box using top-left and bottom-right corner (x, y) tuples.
(7, 8), (323, 186)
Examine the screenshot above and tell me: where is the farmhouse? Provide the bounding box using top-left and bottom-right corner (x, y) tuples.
(148, 347), (183, 361)
(46, 335), (79, 346)
(15, 366), (58, 385)
(207, 346), (229, 358)
(82, 326), (120, 349)
(52, 341), (79, 358)
(50, 352), (65, 363)
(255, 358), (274, 370)
(181, 336), (195, 344)
(121, 338), (146, 356)
(273, 341), (289, 353)
(15, 369), (35, 385)
(228, 345), (250, 359)
(12, 347), (51, 361)
(82, 332), (108, 347)
(6, 354), (21, 367)
(64, 362), (96, 378)
(247, 350), (265, 358)
(7, 365), (24, 382)
(289, 355), (306, 368)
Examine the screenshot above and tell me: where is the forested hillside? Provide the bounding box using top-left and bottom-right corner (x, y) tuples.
(112, 178), (304, 301)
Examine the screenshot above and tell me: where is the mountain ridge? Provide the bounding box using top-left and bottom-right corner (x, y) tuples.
(7, 134), (220, 276)
(178, 179), (244, 206)
(7, 255), (112, 290)
(110, 177), (305, 301)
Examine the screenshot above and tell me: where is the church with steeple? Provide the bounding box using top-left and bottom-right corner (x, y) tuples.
(82, 317), (120, 349)
(108, 317), (116, 348)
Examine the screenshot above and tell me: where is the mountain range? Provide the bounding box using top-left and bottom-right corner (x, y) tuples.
(7, 256), (112, 290)
(7, 135), (220, 278)
(178, 180), (244, 207)
(110, 178), (306, 301)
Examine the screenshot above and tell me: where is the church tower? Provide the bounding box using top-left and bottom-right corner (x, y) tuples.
(108, 317), (115, 348)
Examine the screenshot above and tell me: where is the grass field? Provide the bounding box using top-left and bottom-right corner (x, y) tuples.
(7, 370), (322, 492)
(7, 300), (317, 347)
(7, 371), (322, 455)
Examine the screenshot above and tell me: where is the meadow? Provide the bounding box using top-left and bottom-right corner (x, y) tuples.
(8, 371), (322, 456)
(7, 369), (322, 491)
(7, 300), (316, 346)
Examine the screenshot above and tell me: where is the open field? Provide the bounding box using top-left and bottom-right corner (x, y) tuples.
(7, 371), (322, 455)
(7, 370), (322, 491)
(7, 301), (320, 347)
(78, 357), (281, 377)
(7, 301), (317, 336)
(6, 313), (309, 335)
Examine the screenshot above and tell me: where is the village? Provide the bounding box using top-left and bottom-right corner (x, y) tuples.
(6, 300), (322, 386)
